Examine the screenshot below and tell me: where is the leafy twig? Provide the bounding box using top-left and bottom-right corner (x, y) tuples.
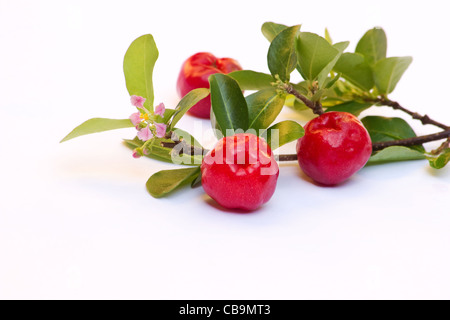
(281, 83), (324, 115)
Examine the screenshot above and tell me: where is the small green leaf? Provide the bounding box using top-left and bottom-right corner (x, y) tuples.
(123, 34), (159, 110)
(325, 101), (373, 116)
(228, 70), (275, 90)
(246, 89), (286, 131)
(367, 146), (425, 165)
(317, 41), (349, 88)
(61, 118), (134, 143)
(362, 116), (424, 152)
(146, 167), (201, 198)
(324, 73), (341, 89)
(268, 25), (301, 82)
(333, 52), (374, 91)
(296, 32), (340, 81)
(191, 172), (203, 188)
(325, 28), (333, 44)
(355, 28), (387, 66)
(373, 57), (413, 94)
(261, 120), (304, 150)
(169, 88), (210, 130)
(427, 149), (450, 169)
(261, 22), (288, 42)
(209, 74), (249, 136)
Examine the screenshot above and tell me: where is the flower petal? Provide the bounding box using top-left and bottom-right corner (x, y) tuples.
(129, 112), (142, 126)
(137, 126), (154, 141)
(155, 123), (167, 138)
(154, 103), (166, 117)
(132, 150), (142, 159)
(131, 95), (146, 108)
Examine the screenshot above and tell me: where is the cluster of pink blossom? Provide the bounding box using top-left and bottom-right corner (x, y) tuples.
(129, 95), (167, 158)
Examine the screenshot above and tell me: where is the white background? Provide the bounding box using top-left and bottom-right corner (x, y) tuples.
(0, 0), (449, 300)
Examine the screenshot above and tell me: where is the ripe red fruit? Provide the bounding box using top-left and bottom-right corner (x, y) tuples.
(177, 52), (242, 119)
(201, 133), (279, 211)
(296, 112), (372, 185)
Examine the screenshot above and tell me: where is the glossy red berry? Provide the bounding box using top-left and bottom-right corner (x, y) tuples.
(201, 133), (279, 211)
(296, 112), (372, 185)
(177, 52), (242, 119)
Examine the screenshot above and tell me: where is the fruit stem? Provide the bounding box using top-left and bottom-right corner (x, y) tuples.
(281, 83), (324, 115)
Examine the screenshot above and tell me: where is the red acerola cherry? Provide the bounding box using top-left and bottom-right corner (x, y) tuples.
(296, 112), (372, 186)
(177, 52), (242, 119)
(201, 133), (279, 211)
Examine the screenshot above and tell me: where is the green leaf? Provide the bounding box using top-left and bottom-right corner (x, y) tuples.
(261, 22), (288, 42)
(268, 25), (301, 82)
(325, 28), (333, 44)
(296, 32), (340, 81)
(146, 167), (201, 198)
(285, 95), (308, 111)
(427, 149), (450, 169)
(367, 146), (425, 165)
(355, 28), (387, 66)
(123, 34), (159, 110)
(246, 89), (286, 131)
(209, 74), (249, 136)
(317, 41), (349, 88)
(156, 108), (176, 124)
(373, 57), (413, 94)
(324, 73), (341, 89)
(333, 53), (374, 91)
(191, 172), (203, 188)
(361, 116), (424, 152)
(261, 120), (304, 150)
(325, 101), (373, 116)
(169, 88), (210, 130)
(61, 118), (134, 143)
(228, 70), (275, 90)
(210, 108), (224, 140)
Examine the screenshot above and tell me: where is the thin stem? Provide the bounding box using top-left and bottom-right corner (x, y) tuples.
(371, 129), (450, 151)
(375, 97), (449, 130)
(282, 83), (324, 115)
(276, 129), (450, 161)
(432, 138), (450, 155)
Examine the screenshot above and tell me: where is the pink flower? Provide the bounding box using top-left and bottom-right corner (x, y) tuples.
(137, 125), (154, 141)
(131, 95), (146, 108)
(132, 150), (141, 159)
(143, 148), (150, 156)
(155, 123), (167, 138)
(154, 103), (166, 117)
(129, 112), (142, 126)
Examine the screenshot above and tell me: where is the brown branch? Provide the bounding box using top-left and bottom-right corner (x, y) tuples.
(282, 83), (324, 115)
(432, 138), (450, 155)
(161, 128), (450, 162)
(376, 98), (449, 130)
(275, 129), (450, 161)
(276, 154), (299, 162)
(371, 129), (450, 151)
